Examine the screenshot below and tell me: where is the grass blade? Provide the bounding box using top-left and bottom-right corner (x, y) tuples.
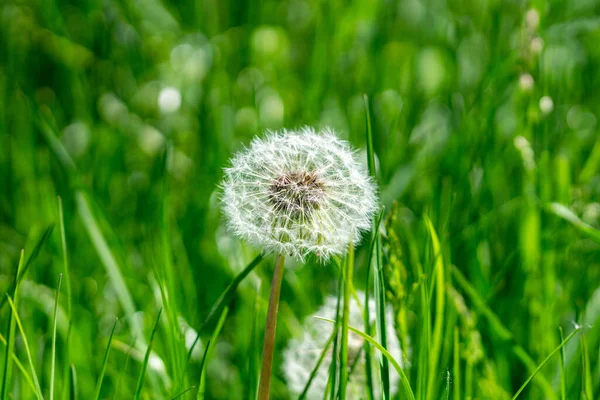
(76, 192), (141, 339)
(5, 294), (43, 399)
(50, 273), (63, 400)
(1, 250), (24, 400)
(298, 330), (336, 400)
(69, 364), (78, 400)
(339, 245), (354, 400)
(187, 254), (264, 362)
(314, 316), (415, 400)
(134, 309), (162, 400)
(546, 203), (600, 243)
(511, 325), (581, 399)
(558, 327), (566, 400)
(364, 94), (390, 398)
(363, 207), (384, 400)
(170, 386), (196, 399)
(198, 306), (229, 400)
(580, 333), (593, 400)
(425, 216), (445, 400)
(0, 332), (37, 393)
(58, 196), (73, 400)
(453, 328), (460, 400)
(93, 318), (118, 400)
(0, 225), (55, 313)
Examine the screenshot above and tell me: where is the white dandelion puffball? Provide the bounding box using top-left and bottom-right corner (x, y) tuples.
(221, 127), (378, 261)
(282, 292), (402, 399)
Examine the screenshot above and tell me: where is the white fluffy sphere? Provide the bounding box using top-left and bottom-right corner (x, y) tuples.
(221, 127), (377, 261)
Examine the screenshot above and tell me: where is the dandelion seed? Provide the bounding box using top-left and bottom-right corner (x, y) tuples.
(282, 292), (402, 399)
(221, 127), (378, 261)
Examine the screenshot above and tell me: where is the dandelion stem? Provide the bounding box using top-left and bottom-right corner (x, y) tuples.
(258, 254), (285, 400)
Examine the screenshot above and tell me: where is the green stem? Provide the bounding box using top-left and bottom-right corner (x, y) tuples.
(257, 254), (285, 400)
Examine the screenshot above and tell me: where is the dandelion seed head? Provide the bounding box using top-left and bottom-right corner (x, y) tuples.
(282, 292), (402, 399)
(221, 127), (378, 261)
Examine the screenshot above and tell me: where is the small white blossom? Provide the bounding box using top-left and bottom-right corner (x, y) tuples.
(282, 292), (402, 399)
(539, 96), (554, 115)
(221, 127), (377, 261)
(519, 73), (534, 92)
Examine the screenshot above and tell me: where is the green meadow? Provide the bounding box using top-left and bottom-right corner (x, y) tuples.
(1, 0), (599, 399)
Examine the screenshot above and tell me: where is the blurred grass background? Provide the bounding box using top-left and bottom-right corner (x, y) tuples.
(1, 0), (600, 399)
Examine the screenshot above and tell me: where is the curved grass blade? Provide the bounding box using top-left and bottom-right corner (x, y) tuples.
(511, 325), (581, 399)
(93, 318), (118, 400)
(1, 250), (24, 400)
(0, 332), (37, 393)
(170, 386), (196, 399)
(0, 225), (55, 313)
(5, 294), (43, 399)
(187, 254), (264, 362)
(50, 274), (63, 400)
(134, 309), (162, 400)
(298, 330), (336, 400)
(314, 316), (415, 400)
(198, 306), (229, 400)
(546, 203), (600, 243)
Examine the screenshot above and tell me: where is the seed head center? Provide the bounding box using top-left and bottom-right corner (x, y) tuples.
(269, 171), (324, 217)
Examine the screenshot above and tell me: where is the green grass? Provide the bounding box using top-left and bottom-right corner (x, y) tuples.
(2, 0), (600, 399)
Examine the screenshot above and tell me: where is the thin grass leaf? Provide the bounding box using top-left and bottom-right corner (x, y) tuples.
(328, 265), (344, 400)
(93, 318), (118, 400)
(363, 208), (384, 400)
(314, 317), (415, 400)
(5, 294), (43, 399)
(546, 203), (600, 243)
(158, 145), (186, 388)
(425, 216), (445, 400)
(50, 273), (63, 400)
(197, 340), (211, 385)
(453, 328), (460, 400)
(1, 250), (24, 400)
(559, 327), (566, 400)
(0, 332), (37, 393)
(58, 196), (73, 400)
(298, 330), (336, 400)
(0, 225), (55, 313)
(198, 306), (229, 400)
(69, 364), (78, 400)
(112, 335), (136, 399)
(339, 244), (354, 400)
(76, 192), (141, 339)
(580, 333), (593, 400)
(187, 254), (264, 362)
(511, 325), (581, 399)
(363, 92), (390, 400)
(248, 287), (261, 400)
(134, 309), (162, 400)
(170, 386), (196, 400)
